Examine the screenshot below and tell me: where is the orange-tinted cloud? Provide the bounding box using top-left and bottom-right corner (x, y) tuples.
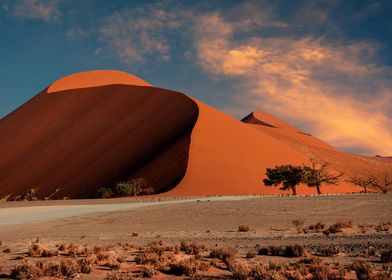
(194, 13), (392, 155)
(3, 0), (60, 21)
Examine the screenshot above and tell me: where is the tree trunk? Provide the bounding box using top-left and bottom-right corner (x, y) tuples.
(316, 185), (321, 195)
(292, 187), (297, 196)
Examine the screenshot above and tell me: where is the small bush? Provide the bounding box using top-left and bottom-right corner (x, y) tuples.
(96, 188), (114, 198)
(238, 224), (251, 232)
(135, 252), (160, 265)
(381, 249), (392, 262)
(350, 260), (374, 280)
(317, 245), (340, 256)
(11, 261), (42, 279)
(246, 251), (256, 258)
(169, 258), (198, 276)
(104, 271), (134, 280)
(41, 249), (58, 257)
(283, 244), (304, 257)
(27, 243), (41, 257)
(78, 257), (93, 274)
(292, 219), (305, 233)
(60, 259), (80, 278)
(209, 247), (237, 262)
(180, 241), (205, 255)
(142, 264), (156, 278)
(3, 247), (11, 253)
(257, 246), (269, 255)
(308, 222), (325, 232)
(230, 262), (251, 279)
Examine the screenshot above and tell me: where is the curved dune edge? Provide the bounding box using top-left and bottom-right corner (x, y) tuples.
(47, 70), (152, 93)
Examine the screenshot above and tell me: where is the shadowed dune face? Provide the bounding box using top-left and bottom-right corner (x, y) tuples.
(0, 85), (199, 199)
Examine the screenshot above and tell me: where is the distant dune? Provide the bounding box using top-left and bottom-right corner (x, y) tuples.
(242, 111), (392, 193)
(0, 70), (390, 199)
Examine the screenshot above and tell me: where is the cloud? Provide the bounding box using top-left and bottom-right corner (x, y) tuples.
(194, 13), (392, 155)
(3, 0), (60, 21)
(98, 5), (185, 65)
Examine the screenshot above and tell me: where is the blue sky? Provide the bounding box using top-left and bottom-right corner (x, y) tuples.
(0, 0), (391, 155)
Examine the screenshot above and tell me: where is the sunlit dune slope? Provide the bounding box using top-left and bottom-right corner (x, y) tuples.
(242, 111), (392, 190)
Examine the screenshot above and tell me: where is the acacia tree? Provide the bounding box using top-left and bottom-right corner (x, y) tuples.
(302, 158), (343, 194)
(370, 174), (392, 194)
(348, 175), (377, 193)
(263, 165), (304, 195)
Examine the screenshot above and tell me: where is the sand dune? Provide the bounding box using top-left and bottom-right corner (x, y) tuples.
(1, 70), (389, 199)
(243, 111), (392, 191)
(0, 73), (198, 199)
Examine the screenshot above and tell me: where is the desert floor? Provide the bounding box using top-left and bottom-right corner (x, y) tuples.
(0, 194), (391, 279)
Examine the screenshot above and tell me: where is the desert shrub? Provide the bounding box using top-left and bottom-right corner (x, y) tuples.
(292, 219), (305, 232)
(78, 257), (93, 274)
(381, 249), (392, 262)
(299, 257), (321, 265)
(283, 244), (304, 257)
(316, 246), (340, 256)
(323, 220), (353, 236)
(252, 263), (285, 280)
(246, 251), (256, 258)
(45, 262), (60, 277)
(350, 260), (374, 280)
(363, 246), (377, 257)
(131, 232), (138, 237)
(41, 249), (58, 257)
(135, 252), (160, 265)
(67, 243), (80, 257)
(238, 224), (251, 232)
(230, 262), (251, 279)
(13, 187), (39, 201)
(308, 222), (326, 232)
(104, 271), (134, 280)
(269, 245), (285, 256)
(27, 243), (41, 257)
(168, 258), (198, 276)
(308, 264), (346, 280)
(58, 243), (66, 251)
(105, 256), (121, 270)
(257, 246), (269, 255)
(209, 247), (237, 262)
(3, 247), (11, 253)
(11, 261), (42, 280)
(375, 222), (391, 232)
(96, 188), (114, 198)
(180, 241), (205, 255)
(142, 264), (156, 278)
(60, 259), (80, 278)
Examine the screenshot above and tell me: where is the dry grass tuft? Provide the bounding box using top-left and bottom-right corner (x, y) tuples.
(238, 224), (251, 232)
(180, 241), (205, 255)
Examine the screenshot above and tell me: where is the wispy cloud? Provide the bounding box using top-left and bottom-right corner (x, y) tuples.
(194, 12), (392, 155)
(3, 0), (60, 21)
(98, 5), (186, 65)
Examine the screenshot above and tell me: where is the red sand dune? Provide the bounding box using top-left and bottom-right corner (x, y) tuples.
(242, 111), (392, 193)
(1, 70), (390, 199)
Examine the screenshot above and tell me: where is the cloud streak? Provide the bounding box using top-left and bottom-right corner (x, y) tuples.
(3, 0), (60, 21)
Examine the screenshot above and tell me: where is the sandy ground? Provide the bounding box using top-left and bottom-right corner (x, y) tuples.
(0, 194), (391, 244)
(0, 194), (391, 279)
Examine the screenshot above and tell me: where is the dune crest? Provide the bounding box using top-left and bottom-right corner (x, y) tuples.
(47, 70), (152, 93)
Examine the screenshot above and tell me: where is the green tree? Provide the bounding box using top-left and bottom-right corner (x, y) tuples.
(263, 165), (304, 195)
(302, 158), (343, 194)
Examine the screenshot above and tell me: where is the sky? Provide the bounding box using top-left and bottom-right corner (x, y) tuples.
(0, 0), (391, 155)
